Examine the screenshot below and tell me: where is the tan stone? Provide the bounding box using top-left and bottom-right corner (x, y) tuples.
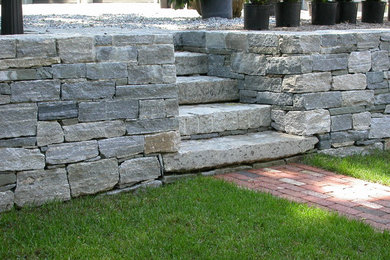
(145, 131), (180, 154)
(385, 139), (390, 150)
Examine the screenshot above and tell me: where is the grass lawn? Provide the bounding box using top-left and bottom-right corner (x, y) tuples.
(1, 177), (390, 259)
(304, 150), (390, 186)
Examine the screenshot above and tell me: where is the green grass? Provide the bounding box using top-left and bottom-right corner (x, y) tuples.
(304, 150), (390, 186)
(1, 177), (390, 259)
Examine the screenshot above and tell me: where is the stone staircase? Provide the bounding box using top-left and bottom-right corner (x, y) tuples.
(162, 51), (318, 173)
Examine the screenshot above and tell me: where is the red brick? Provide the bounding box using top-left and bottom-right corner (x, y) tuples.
(363, 220), (389, 231)
(328, 204), (361, 215)
(357, 213), (390, 224)
(280, 188), (306, 198)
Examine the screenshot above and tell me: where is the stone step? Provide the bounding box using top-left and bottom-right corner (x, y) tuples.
(179, 103), (271, 137)
(175, 52), (208, 76)
(163, 131), (318, 173)
(177, 76), (238, 105)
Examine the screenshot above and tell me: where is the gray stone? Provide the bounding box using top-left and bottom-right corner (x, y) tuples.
(331, 114), (353, 131)
(368, 81), (388, 90)
(293, 92), (342, 110)
(64, 121), (125, 142)
(11, 80), (60, 102)
(352, 112), (371, 130)
(98, 136), (144, 158)
(116, 84), (177, 99)
(126, 118), (179, 135)
(0, 39), (16, 59)
(94, 35), (112, 46)
(386, 105), (390, 114)
(205, 31), (227, 49)
(348, 51), (371, 73)
(329, 106), (366, 116)
(257, 92), (293, 106)
(96, 46), (137, 62)
(375, 93), (390, 105)
(280, 35), (321, 54)
(145, 131), (180, 154)
(128, 65), (176, 84)
(0, 173), (16, 187)
(282, 72), (332, 93)
(319, 144), (382, 157)
(79, 99), (138, 122)
(247, 33), (279, 54)
(46, 141), (99, 165)
(331, 130), (369, 143)
(119, 157), (161, 188)
(240, 90), (257, 103)
(369, 116), (390, 139)
(154, 34), (173, 44)
(38, 101), (78, 120)
(371, 50), (390, 71)
(0, 148), (44, 171)
(208, 54), (244, 80)
(0, 57), (60, 70)
(312, 54), (348, 71)
(226, 32), (248, 51)
(0, 83), (10, 95)
(0, 95), (10, 105)
(62, 80), (115, 100)
(138, 44), (174, 65)
(341, 90), (375, 106)
(0, 103), (37, 139)
(180, 31), (206, 48)
(0, 69), (38, 81)
(57, 36), (94, 63)
(175, 52), (208, 76)
(16, 37), (56, 58)
(112, 34), (156, 46)
(266, 56), (312, 75)
(271, 109), (286, 132)
(139, 99), (178, 119)
(284, 109), (331, 136)
(231, 52), (266, 75)
(37, 121), (63, 147)
(356, 33), (380, 50)
(0, 137), (36, 148)
(163, 131), (318, 172)
(332, 74), (367, 90)
(86, 62), (128, 80)
(67, 159), (119, 197)
(14, 168), (70, 207)
(0, 191), (14, 212)
(36, 67), (53, 79)
(321, 34), (357, 54)
(243, 76), (282, 92)
(52, 64), (86, 79)
(0, 184), (15, 192)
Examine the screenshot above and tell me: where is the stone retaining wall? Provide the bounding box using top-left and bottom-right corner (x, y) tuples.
(176, 30), (390, 156)
(0, 33), (179, 212)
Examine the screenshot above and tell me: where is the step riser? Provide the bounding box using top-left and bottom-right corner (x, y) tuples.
(175, 52), (208, 76)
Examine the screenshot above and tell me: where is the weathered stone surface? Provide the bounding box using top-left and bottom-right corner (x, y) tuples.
(36, 67), (53, 79)
(369, 116), (390, 139)
(0, 103), (37, 139)
(312, 54), (348, 71)
(331, 114), (352, 131)
(0, 137), (36, 148)
(243, 76), (282, 92)
(231, 52), (266, 75)
(98, 136), (144, 158)
(375, 93), (390, 105)
(240, 90), (257, 103)
(116, 84), (177, 99)
(208, 54), (244, 80)
(138, 44), (174, 65)
(386, 105), (390, 114)
(331, 130), (368, 143)
(226, 32), (248, 51)
(11, 80), (60, 102)
(79, 99), (138, 122)
(284, 109), (331, 136)
(126, 118), (179, 135)
(257, 92), (293, 106)
(37, 121), (64, 147)
(329, 106), (366, 116)
(247, 33), (279, 54)
(96, 46), (137, 62)
(271, 109), (286, 131)
(293, 92), (342, 110)
(52, 64), (86, 79)
(175, 52), (208, 76)
(0, 95), (10, 105)
(145, 131), (180, 154)
(0, 57), (60, 70)
(321, 34), (357, 54)
(113, 34), (155, 46)
(64, 121), (125, 142)
(38, 101), (78, 120)
(348, 51), (371, 73)
(67, 159), (119, 197)
(280, 35), (321, 54)
(0, 39), (16, 59)
(128, 65), (176, 84)
(332, 74), (367, 90)
(119, 157), (161, 188)
(16, 37), (56, 58)
(62, 80), (115, 100)
(0, 69), (37, 81)
(282, 72), (331, 93)
(0, 173), (16, 187)
(0, 83), (10, 95)
(0, 148), (44, 171)
(180, 31), (206, 48)
(319, 144), (382, 157)
(385, 139), (390, 150)
(86, 62), (128, 80)
(14, 168), (70, 207)
(163, 131), (318, 172)
(95, 35), (112, 46)
(205, 31), (227, 49)
(57, 37), (94, 63)
(341, 90), (374, 106)
(371, 50), (390, 71)
(352, 112), (371, 130)
(0, 191), (14, 212)
(0, 184), (15, 192)
(356, 33), (380, 50)
(46, 141), (99, 165)
(139, 99), (178, 119)
(267, 56), (312, 75)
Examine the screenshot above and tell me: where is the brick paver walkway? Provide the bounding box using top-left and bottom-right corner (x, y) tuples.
(216, 163), (390, 231)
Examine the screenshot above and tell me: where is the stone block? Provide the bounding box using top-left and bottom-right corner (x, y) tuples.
(385, 139), (390, 150)
(271, 109), (286, 131)
(38, 101), (78, 120)
(280, 35), (321, 54)
(369, 116), (390, 139)
(231, 52), (266, 75)
(52, 64), (86, 79)
(86, 62), (128, 80)
(248, 33), (279, 54)
(319, 144), (380, 157)
(119, 157), (161, 188)
(64, 121), (125, 142)
(226, 32), (248, 51)
(0, 95), (10, 105)
(0, 69), (38, 81)
(282, 72), (332, 93)
(62, 80), (115, 100)
(128, 65), (176, 84)
(79, 99), (138, 122)
(331, 114), (353, 131)
(16, 37), (56, 58)
(332, 73), (367, 90)
(374, 93), (390, 105)
(348, 51), (371, 73)
(116, 84), (177, 99)
(294, 92), (342, 110)
(329, 106), (365, 116)
(371, 50), (390, 71)
(95, 35), (112, 46)
(0, 191), (14, 212)
(243, 76), (282, 92)
(67, 159), (119, 197)
(126, 118), (179, 135)
(57, 36), (94, 63)
(321, 34), (357, 54)
(266, 56), (312, 75)
(0, 39), (16, 59)
(284, 109), (331, 136)
(331, 130), (369, 143)
(0, 173), (16, 187)
(37, 67), (53, 79)
(0, 83), (10, 95)
(139, 99), (178, 119)
(96, 46), (137, 62)
(386, 105), (390, 114)
(368, 81), (388, 90)
(356, 33), (380, 50)
(11, 80), (60, 102)
(14, 168), (70, 207)
(0, 57), (60, 70)
(240, 90), (257, 103)
(0, 137), (36, 148)
(0, 103), (37, 139)
(145, 131), (180, 154)
(46, 141), (99, 165)
(0, 148), (44, 171)
(138, 44), (174, 65)
(112, 34), (155, 46)
(205, 31), (227, 49)
(175, 52), (208, 76)
(352, 112), (371, 130)
(312, 54), (348, 71)
(341, 90), (374, 106)
(37, 121), (64, 147)
(180, 31), (206, 48)
(257, 92), (293, 106)
(98, 136), (144, 158)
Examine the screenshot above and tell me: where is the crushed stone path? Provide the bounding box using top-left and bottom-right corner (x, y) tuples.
(216, 163), (390, 232)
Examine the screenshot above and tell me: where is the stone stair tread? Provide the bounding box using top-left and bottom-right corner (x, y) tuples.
(175, 51), (208, 76)
(179, 103), (270, 116)
(163, 131), (318, 173)
(175, 51), (208, 58)
(177, 75), (232, 83)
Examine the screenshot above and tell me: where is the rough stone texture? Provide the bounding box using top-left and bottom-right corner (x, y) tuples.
(96, 46), (137, 62)
(38, 101), (78, 120)
(271, 109), (286, 132)
(284, 109), (331, 136)
(0, 69), (37, 81)
(62, 80), (115, 100)
(79, 100), (138, 122)
(0, 191), (14, 212)
(356, 33), (380, 50)
(11, 80), (60, 102)
(205, 31), (227, 49)
(57, 37), (94, 63)
(0, 148), (44, 171)
(117, 85), (177, 102)
(375, 93), (390, 105)
(352, 112), (371, 130)
(312, 54), (348, 71)
(231, 52), (266, 75)
(226, 32), (248, 51)
(369, 117), (390, 139)
(0, 39), (16, 59)
(348, 51), (371, 73)
(139, 99), (178, 119)
(67, 159), (119, 197)
(319, 144), (382, 157)
(14, 168), (70, 207)
(247, 33), (279, 54)
(282, 72), (332, 93)
(0, 137), (36, 148)
(52, 64), (86, 79)
(98, 136), (144, 158)
(331, 114), (353, 131)
(332, 74), (367, 90)
(128, 64), (176, 84)
(175, 52), (208, 76)
(64, 121), (125, 142)
(0, 95), (10, 105)
(138, 44), (174, 65)
(46, 141), (99, 165)
(280, 35), (321, 54)
(119, 157), (161, 188)
(163, 131), (318, 172)
(331, 130), (369, 143)
(126, 118), (179, 135)
(145, 131), (180, 154)
(243, 76), (282, 92)
(16, 37), (56, 58)
(208, 54), (244, 80)
(257, 92), (293, 106)
(329, 106), (366, 116)
(37, 121), (64, 147)
(341, 90), (375, 107)
(0, 103), (37, 139)
(0, 83), (10, 95)
(386, 105), (390, 114)
(266, 56), (312, 75)
(371, 50), (390, 71)
(0, 173), (16, 187)
(293, 92), (342, 110)
(86, 62), (128, 80)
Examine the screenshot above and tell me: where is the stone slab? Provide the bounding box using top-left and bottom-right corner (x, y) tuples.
(46, 141), (99, 165)
(0, 191), (14, 212)
(38, 101), (78, 120)
(369, 117), (390, 139)
(0, 148), (44, 171)
(284, 109), (331, 136)
(145, 131), (180, 154)
(79, 99), (138, 122)
(0, 103), (37, 139)
(175, 51), (208, 76)
(37, 121), (64, 147)
(98, 136), (144, 159)
(62, 80), (115, 100)
(11, 80), (60, 102)
(119, 157), (161, 188)
(64, 121), (126, 142)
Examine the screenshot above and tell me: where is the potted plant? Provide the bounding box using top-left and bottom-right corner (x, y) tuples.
(191, 0), (244, 18)
(170, 0), (233, 18)
(311, 0), (338, 25)
(361, 0), (386, 23)
(244, 0), (271, 30)
(336, 0), (357, 23)
(275, 0), (301, 27)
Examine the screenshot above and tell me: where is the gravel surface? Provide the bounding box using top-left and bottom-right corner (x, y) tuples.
(20, 3), (390, 34)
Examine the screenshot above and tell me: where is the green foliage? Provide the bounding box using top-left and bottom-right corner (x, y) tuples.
(168, 0), (192, 9)
(245, 0), (269, 5)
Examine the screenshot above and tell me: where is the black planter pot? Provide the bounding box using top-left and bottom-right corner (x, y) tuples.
(1, 0), (23, 35)
(160, 0), (170, 8)
(361, 1), (386, 23)
(311, 2), (338, 25)
(200, 0), (233, 19)
(275, 2), (301, 27)
(336, 2), (358, 23)
(244, 4), (271, 30)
